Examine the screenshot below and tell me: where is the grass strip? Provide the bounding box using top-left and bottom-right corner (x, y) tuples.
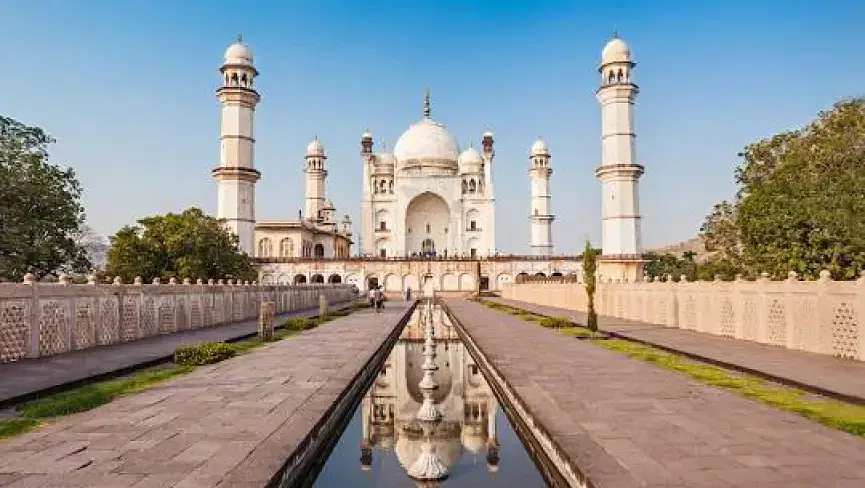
(476, 298), (865, 438)
(0, 301), (368, 441)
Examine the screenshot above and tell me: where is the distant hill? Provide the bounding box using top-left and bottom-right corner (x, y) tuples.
(647, 236), (713, 263)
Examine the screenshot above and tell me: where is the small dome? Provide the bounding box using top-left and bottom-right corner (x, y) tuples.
(458, 147), (482, 166)
(306, 138), (325, 157)
(531, 138), (549, 156)
(601, 37), (631, 64)
(361, 129), (373, 140)
(224, 41), (254, 66)
(323, 199), (335, 210)
(483, 128), (494, 139)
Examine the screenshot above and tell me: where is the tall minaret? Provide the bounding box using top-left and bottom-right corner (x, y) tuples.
(305, 137), (327, 222)
(596, 33), (645, 281)
(481, 128), (496, 254)
(360, 130), (374, 256)
(212, 36), (261, 255)
(529, 139), (554, 255)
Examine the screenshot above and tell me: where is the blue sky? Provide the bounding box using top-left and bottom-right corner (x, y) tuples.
(2, 0), (863, 254)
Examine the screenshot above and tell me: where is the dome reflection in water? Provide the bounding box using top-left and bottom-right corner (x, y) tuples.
(313, 302), (546, 487)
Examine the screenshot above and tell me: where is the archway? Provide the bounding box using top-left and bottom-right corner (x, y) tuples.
(313, 244), (325, 258)
(328, 274), (342, 284)
(294, 274), (307, 285)
(311, 274), (324, 284)
(367, 276), (379, 290)
(552, 272), (563, 277)
(405, 192), (449, 256)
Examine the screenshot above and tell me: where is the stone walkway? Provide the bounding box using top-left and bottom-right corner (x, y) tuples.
(0, 302), (353, 407)
(490, 297), (865, 404)
(445, 299), (865, 488)
(0, 302), (412, 487)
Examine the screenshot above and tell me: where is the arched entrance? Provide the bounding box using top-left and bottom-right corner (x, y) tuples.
(328, 274), (342, 284)
(294, 274), (307, 284)
(406, 192), (449, 256)
(422, 238), (435, 254)
(311, 274), (324, 284)
(421, 274), (436, 296)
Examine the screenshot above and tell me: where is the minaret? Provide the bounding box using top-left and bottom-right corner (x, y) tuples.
(482, 128), (496, 254)
(596, 33), (645, 281)
(360, 129), (374, 256)
(212, 35), (260, 255)
(305, 137), (327, 222)
(529, 138), (554, 256)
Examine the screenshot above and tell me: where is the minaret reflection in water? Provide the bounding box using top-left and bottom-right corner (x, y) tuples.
(314, 300), (545, 487)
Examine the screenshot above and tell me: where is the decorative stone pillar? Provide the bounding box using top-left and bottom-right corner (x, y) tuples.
(319, 294), (329, 317)
(259, 301), (275, 341)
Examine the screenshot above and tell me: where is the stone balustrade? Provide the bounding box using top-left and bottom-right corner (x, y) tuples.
(0, 275), (355, 363)
(502, 271), (865, 361)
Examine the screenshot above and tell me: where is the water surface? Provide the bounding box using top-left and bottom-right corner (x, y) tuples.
(313, 301), (546, 487)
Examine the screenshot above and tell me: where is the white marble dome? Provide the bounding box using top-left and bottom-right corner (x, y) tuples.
(393, 118), (460, 167)
(602, 37), (631, 64)
(224, 42), (254, 66)
(458, 147), (482, 165)
(531, 138), (549, 156)
(306, 138), (325, 157)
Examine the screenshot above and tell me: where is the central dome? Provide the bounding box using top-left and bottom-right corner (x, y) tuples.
(393, 118), (460, 169)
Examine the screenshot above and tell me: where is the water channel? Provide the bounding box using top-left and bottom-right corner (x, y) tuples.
(312, 300), (547, 487)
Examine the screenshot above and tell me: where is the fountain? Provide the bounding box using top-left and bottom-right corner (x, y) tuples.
(407, 297), (449, 481)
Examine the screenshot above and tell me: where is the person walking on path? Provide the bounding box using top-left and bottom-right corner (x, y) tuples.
(373, 287), (384, 313)
(368, 287), (376, 308)
(404, 286), (412, 302)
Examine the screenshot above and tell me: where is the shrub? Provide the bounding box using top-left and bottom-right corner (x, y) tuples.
(174, 342), (236, 366)
(539, 316), (572, 329)
(283, 317), (314, 331)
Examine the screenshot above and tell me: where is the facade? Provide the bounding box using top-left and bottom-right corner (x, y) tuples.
(213, 34), (646, 290)
(361, 91), (496, 259)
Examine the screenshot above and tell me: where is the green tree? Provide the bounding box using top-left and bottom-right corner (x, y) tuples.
(582, 239), (599, 335)
(698, 97), (865, 280)
(105, 208), (256, 283)
(0, 116), (90, 281)
(735, 99), (865, 280)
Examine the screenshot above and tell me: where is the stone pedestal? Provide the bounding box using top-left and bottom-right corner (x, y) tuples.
(319, 294), (329, 317)
(259, 301), (275, 341)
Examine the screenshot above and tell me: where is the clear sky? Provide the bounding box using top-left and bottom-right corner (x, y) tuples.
(2, 0), (863, 254)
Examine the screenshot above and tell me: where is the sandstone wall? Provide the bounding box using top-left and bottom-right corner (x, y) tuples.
(0, 279), (354, 363)
(502, 272), (865, 361)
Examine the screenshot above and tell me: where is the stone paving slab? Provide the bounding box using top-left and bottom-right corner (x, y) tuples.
(490, 297), (865, 404)
(0, 302), (412, 487)
(0, 302), (353, 407)
(445, 298), (865, 488)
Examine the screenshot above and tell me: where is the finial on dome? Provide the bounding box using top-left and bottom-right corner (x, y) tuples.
(423, 87), (431, 118)
(612, 26), (618, 39)
(382, 140), (387, 150)
(237, 33), (243, 43)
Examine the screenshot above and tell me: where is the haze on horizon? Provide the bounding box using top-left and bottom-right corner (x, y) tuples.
(1, 0), (863, 254)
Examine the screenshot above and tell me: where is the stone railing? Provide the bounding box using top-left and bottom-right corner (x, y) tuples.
(502, 271), (865, 361)
(0, 275), (355, 363)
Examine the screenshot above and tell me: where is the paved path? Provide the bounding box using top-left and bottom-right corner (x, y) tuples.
(0, 302), (355, 407)
(446, 299), (865, 488)
(490, 297), (865, 404)
(0, 302), (412, 487)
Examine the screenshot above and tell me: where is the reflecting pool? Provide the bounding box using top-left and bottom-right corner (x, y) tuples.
(313, 300), (547, 487)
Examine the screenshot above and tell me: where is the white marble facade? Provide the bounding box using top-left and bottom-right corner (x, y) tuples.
(361, 91), (496, 259)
